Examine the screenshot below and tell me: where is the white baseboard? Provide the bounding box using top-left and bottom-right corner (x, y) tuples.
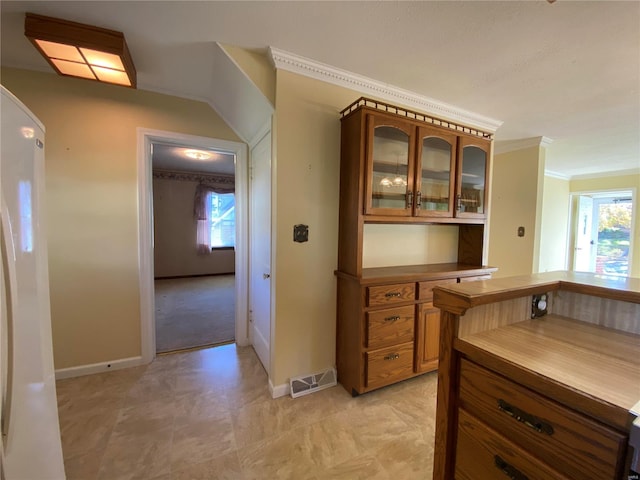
(55, 356), (146, 380)
(269, 378), (290, 398)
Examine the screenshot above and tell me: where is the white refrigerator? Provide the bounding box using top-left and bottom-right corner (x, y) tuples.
(0, 86), (66, 479)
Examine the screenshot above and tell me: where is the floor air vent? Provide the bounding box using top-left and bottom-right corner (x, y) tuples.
(289, 367), (337, 398)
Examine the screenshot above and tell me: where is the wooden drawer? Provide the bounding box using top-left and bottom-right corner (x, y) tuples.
(366, 342), (414, 389)
(459, 359), (626, 480)
(366, 283), (415, 307)
(459, 274), (491, 282)
(456, 409), (570, 480)
(366, 305), (414, 349)
(417, 278), (456, 301)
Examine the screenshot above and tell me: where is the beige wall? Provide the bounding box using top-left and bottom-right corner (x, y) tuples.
(153, 177), (235, 277)
(363, 224), (459, 268)
(271, 70), (363, 386)
(538, 175), (570, 272)
(570, 173), (640, 277)
(1, 68), (240, 369)
(221, 44), (276, 107)
(488, 146), (544, 278)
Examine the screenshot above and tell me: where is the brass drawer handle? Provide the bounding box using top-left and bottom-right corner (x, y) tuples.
(384, 353), (400, 361)
(384, 292), (402, 298)
(494, 455), (529, 480)
(406, 191), (413, 209)
(497, 399), (554, 435)
(384, 315), (401, 322)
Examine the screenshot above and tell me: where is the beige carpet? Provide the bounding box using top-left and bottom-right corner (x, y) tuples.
(155, 275), (235, 353)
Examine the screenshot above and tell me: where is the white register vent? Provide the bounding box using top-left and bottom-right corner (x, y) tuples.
(289, 368), (337, 398)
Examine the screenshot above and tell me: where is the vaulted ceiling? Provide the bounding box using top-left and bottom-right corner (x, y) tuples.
(2, 1), (638, 178)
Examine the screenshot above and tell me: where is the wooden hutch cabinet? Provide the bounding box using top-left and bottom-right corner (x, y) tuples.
(336, 97), (497, 396)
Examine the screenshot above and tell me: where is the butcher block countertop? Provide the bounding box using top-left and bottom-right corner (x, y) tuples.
(433, 270), (640, 313)
(432, 271), (640, 479)
(457, 315), (640, 416)
(433, 270), (640, 430)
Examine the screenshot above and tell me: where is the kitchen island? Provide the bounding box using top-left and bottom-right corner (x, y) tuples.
(432, 271), (640, 480)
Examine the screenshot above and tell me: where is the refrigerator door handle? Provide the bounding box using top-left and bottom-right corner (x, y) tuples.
(0, 205), (16, 451)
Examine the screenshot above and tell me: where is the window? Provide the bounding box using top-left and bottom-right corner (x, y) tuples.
(573, 191), (634, 276)
(209, 192), (235, 248)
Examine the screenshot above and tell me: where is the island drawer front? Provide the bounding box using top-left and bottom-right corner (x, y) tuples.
(459, 359), (626, 480)
(366, 342), (414, 389)
(366, 305), (414, 349)
(456, 409), (571, 480)
(417, 278), (456, 300)
(366, 283), (415, 307)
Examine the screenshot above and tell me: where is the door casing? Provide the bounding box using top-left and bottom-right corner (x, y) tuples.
(137, 128), (249, 364)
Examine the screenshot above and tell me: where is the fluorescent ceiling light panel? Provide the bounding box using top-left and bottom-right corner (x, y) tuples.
(25, 13), (136, 88)
(50, 59), (96, 79)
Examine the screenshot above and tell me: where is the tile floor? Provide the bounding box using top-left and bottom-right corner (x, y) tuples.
(56, 344), (438, 480)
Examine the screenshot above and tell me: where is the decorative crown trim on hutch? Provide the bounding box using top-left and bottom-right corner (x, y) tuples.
(268, 47), (503, 134)
(152, 169), (234, 186)
(341, 97), (494, 140)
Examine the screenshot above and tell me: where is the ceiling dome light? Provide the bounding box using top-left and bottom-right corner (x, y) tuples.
(184, 149), (212, 160)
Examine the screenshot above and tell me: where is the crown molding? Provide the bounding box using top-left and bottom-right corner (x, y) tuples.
(570, 168), (640, 181)
(544, 170), (570, 180)
(494, 136), (554, 155)
(268, 47), (503, 133)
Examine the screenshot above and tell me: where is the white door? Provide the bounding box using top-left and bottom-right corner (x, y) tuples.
(249, 131), (271, 373)
(574, 195), (594, 272)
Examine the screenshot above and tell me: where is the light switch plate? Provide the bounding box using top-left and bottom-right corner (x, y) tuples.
(293, 224), (309, 243)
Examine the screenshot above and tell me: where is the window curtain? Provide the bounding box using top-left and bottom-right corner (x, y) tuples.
(194, 182), (235, 255)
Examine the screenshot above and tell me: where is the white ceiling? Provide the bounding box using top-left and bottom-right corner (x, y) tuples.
(1, 1), (639, 178)
(151, 143), (236, 176)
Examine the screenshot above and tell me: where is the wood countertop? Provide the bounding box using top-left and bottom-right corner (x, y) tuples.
(433, 271), (640, 314)
(335, 262), (497, 284)
(457, 316), (640, 415)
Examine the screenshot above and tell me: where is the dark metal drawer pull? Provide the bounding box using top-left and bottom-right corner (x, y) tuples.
(498, 399), (554, 435)
(384, 292), (402, 298)
(384, 315), (401, 322)
(494, 455), (529, 480)
(384, 353), (400, 361)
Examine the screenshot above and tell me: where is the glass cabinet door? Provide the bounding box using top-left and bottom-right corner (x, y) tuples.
(415, 127), (457, 217)
(365, 115), (414, 216)
(456, 136), (490, 218)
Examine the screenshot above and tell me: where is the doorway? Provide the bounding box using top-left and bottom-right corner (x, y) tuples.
(571, 190), (635, 276)
(151, 142), (237, 353)
(137, 129), (249, 364)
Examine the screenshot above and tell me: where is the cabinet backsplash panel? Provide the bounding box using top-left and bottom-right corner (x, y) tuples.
(362, 224), (459, 268)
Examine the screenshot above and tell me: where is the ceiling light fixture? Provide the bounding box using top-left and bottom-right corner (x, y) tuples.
(24, 13), (136, 88)
(184, 149), (212, 161)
